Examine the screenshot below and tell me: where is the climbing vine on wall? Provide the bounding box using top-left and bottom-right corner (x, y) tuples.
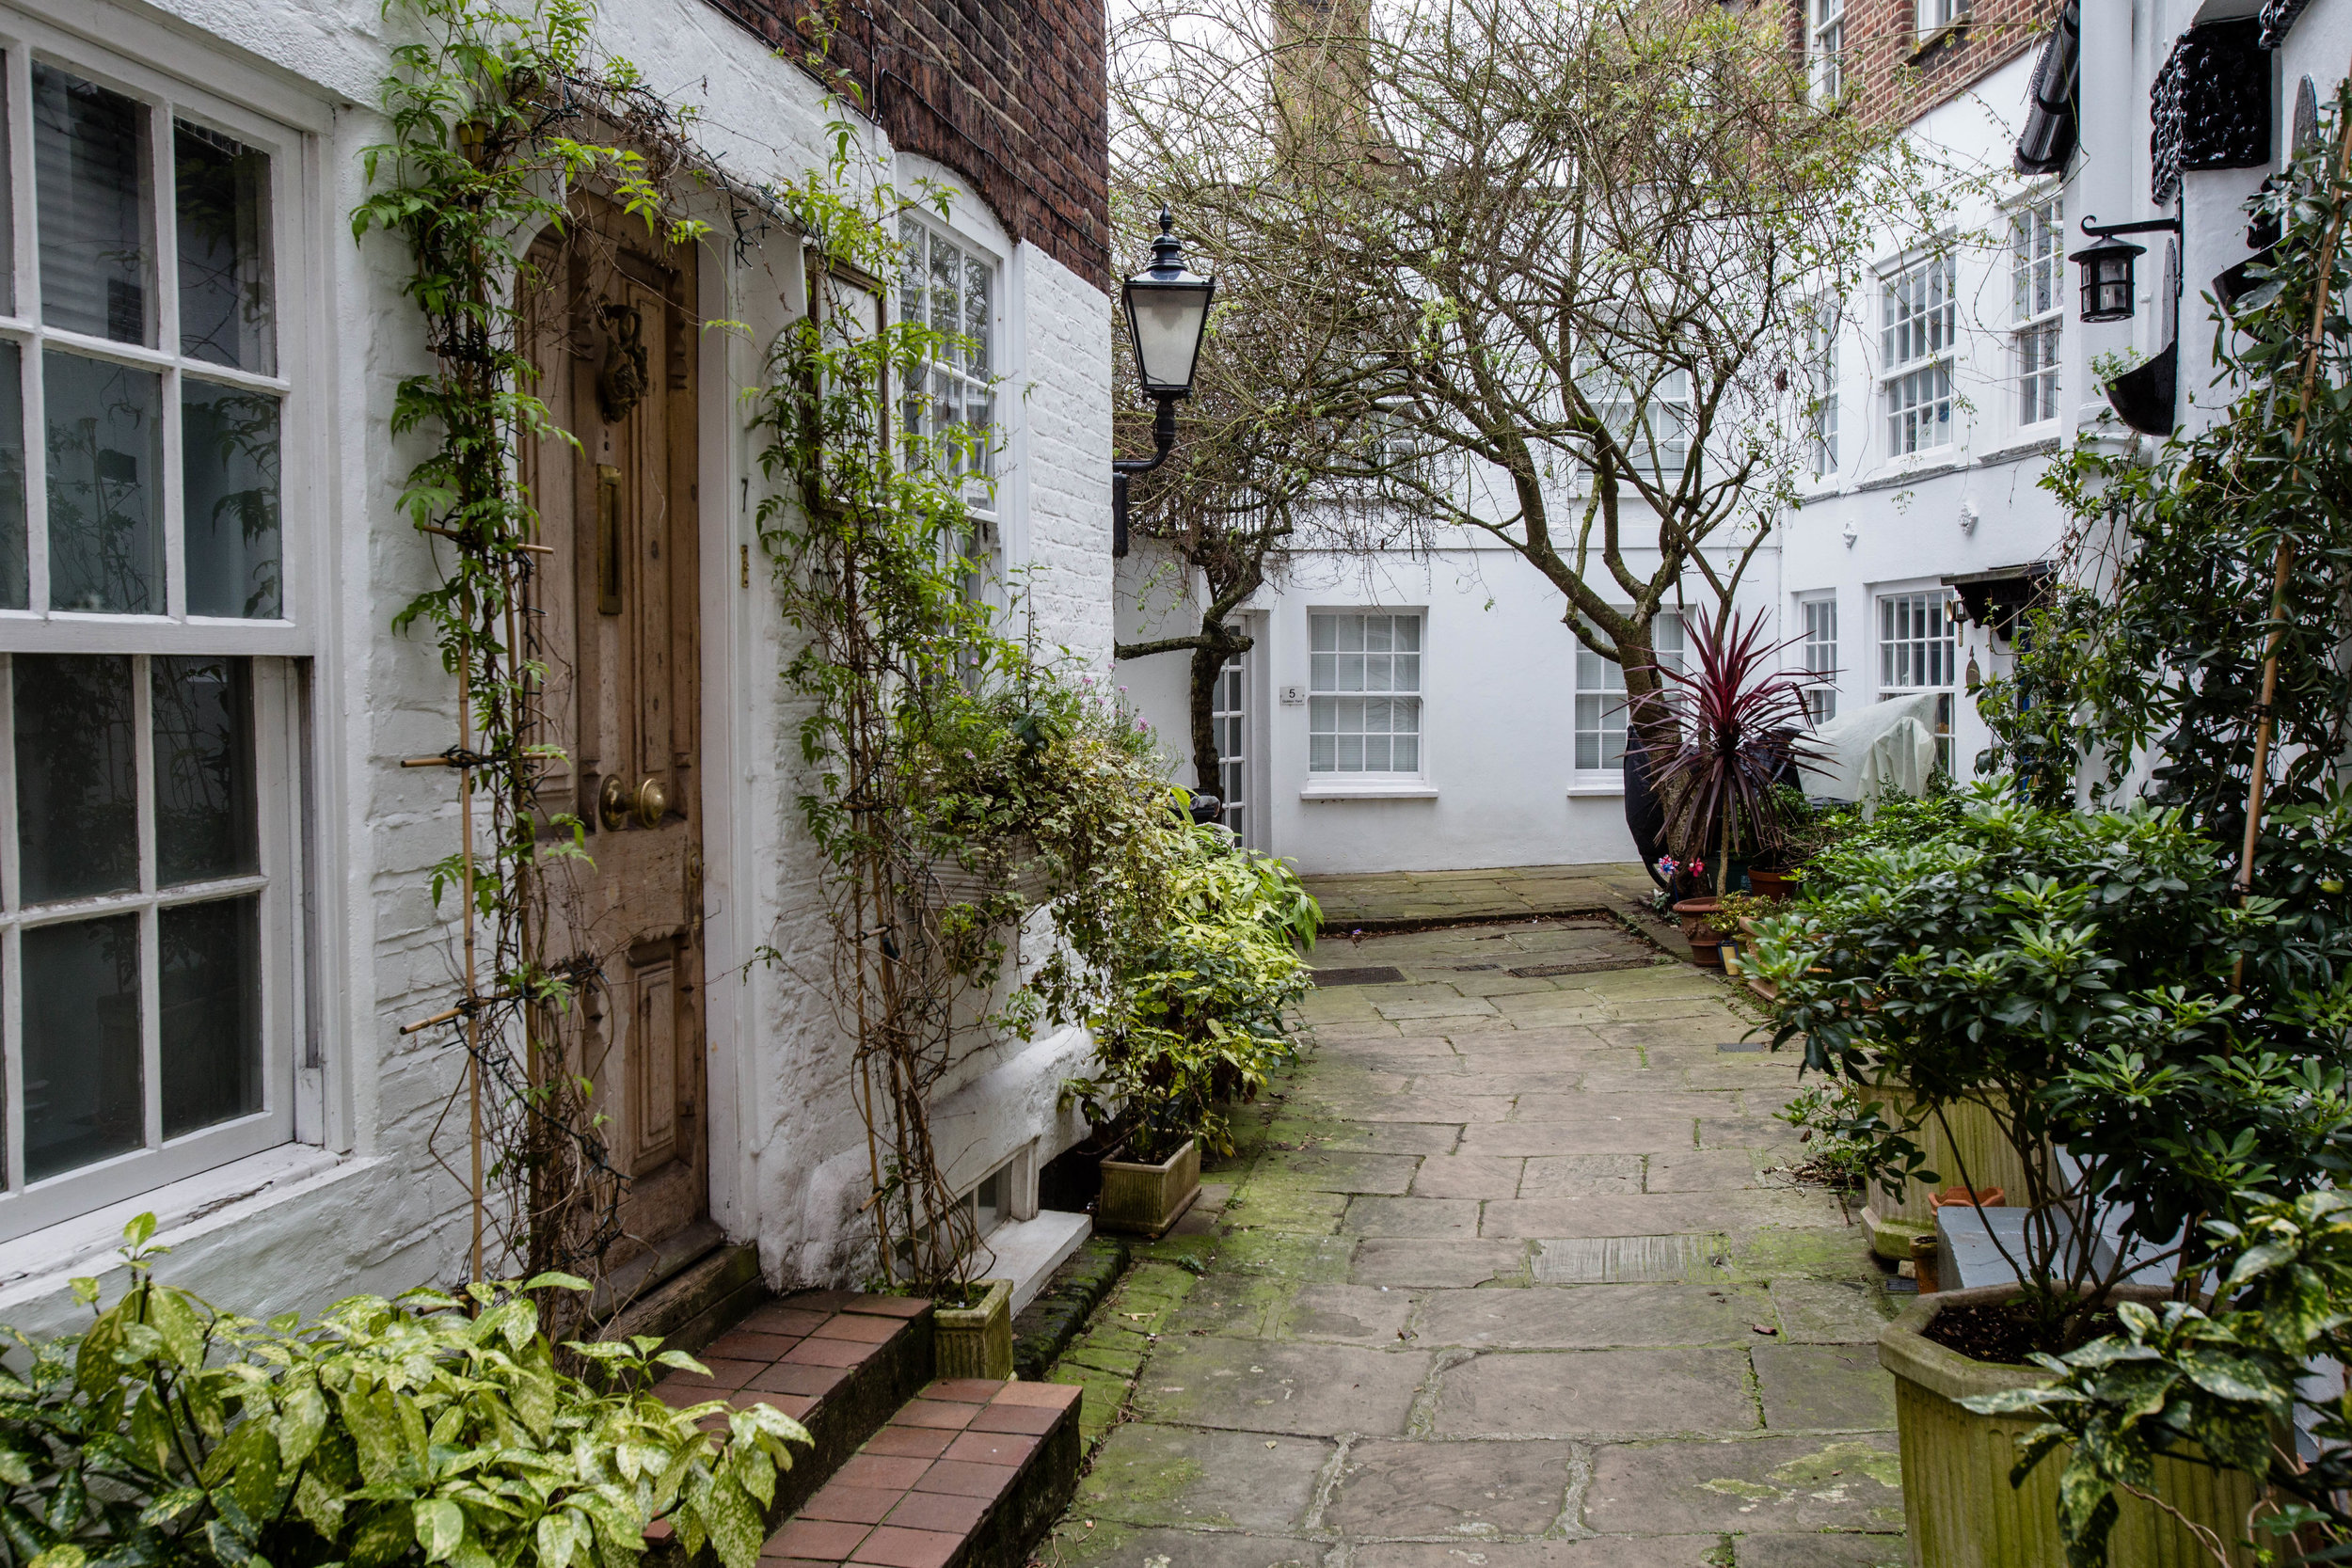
(751, 133), (1184, 1297)
(354, 0), (741, 1310)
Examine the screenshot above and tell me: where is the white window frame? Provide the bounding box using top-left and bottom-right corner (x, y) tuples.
(1807, 302), (1839, 480)
(1576, 359), (1691, 486)
(1572, 610), (1685, 790)
(1882, 252), (1957, 458)
(1878, 589), (1958, 772)
(1306, 610), (1426, 786)
(1916, 0), (1970, 40)
(897, 216), (1000, 541)
(1808, 0), (1845, 101)
(1800, 594), (1838, 722)
(2010, 194), (2064, 431)
(0, 16), (317, 1242)
(1211, 652), (1246, 839)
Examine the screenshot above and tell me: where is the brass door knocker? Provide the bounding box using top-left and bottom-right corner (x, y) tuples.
(596, 302), (649, 424)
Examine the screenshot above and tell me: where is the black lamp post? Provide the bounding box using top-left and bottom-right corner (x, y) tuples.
(1113, 209), (1216, 558)
(2069, 214), (2181, 323)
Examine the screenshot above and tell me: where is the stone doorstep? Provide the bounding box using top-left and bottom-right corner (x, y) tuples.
(762, 1377), (1085, 1568)
(646, 1291), (938, 1546)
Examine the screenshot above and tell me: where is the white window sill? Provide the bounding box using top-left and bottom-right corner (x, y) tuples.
(1854, 453), (1964, 492)
(0, 1144), (359, 1300)
(1300, 779), (1439, 800)
(1977, 431), (2061, 467)
(1565, 781), (1627, 798)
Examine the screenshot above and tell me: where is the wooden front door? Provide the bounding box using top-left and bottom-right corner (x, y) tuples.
(523, 204), (707, 1265)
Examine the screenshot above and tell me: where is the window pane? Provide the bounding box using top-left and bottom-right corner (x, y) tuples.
(1339, 735), (1363, 770)
(0, 342), (24, 609)
(45, 353), (164, 612)
(181, 381), (281, 617)
(24, 912), (142, 1181)
(174, 122), (274, 372)
(1310, 733), (1334, 770)
(161, 894), (262, 1137)
(152, 656), (256, 885)
(34, 64), (150, 345)
(1337, 617), (1363, 652)
(1311, 614), (1336, 652)
(16, 653), (137, 902)
(1311, 651), (1334, 690)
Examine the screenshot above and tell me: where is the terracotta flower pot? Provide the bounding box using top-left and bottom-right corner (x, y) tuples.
(1748, 866), (1801, 900)
(1880, 1282), (2263, 1566)
(1671, 897), (1724, 969)
(932, 1277), (1014, 1381)
(1097, 1137), (1201, 1238)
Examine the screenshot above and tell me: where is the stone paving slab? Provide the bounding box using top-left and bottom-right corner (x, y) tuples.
(1581, 1436), (1903, 1536)
(1041, 916), (1901, 1565)
(1434, 1347), (1762, 1436)
(1130, 1338), (1435, 1435)
(1414, 1282), (1773, 1349)
(1325, 1438), (1579, 1537)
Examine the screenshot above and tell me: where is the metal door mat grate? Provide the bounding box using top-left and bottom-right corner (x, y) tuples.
(1531, 1233), (1733, 1284)
(1716, 1041), (1767, 1053)
(1507, 957), (1658, 978)
(1311, 965), (1408, 987)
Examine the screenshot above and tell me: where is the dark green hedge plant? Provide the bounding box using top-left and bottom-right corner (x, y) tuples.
(1751, 783), (2352, 1350)
(1, 1219), (807, 1568)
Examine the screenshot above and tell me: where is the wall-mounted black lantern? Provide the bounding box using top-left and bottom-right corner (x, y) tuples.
(1113, 210), (1215, 558)
(2069, 214), (2181, 322)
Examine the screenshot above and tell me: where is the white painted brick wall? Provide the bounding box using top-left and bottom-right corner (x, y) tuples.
(0, 0), (1113, 1326)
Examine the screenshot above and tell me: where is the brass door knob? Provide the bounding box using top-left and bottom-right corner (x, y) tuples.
(598, 774), (669, 830)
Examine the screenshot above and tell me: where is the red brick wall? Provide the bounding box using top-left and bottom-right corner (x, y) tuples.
(707, 0), (1111, 288)
(1777, 0), (2061, 128)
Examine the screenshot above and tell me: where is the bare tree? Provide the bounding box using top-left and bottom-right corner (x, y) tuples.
(1115, 0), (1922, 754)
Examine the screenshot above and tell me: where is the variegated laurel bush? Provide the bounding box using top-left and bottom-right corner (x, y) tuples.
(0, 1217), (806, 1568)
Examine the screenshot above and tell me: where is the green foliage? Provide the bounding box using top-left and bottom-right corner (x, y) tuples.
(750, 123), (1194, 1289)
(1980, 83), (2352, 847)
(1752, 783), (2352, 1348)
(1962, 1189), (2352, 1565)
(1065, 826), (1321, 1161)
(351, 0), (722, 1281)
(0, 1218), (807, 1568)
(1772, 1081), (1908, 1196)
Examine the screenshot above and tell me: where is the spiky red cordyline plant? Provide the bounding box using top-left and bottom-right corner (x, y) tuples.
(1641, 609), (1827, 897)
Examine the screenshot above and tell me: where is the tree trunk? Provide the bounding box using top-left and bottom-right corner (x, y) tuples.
(1190, 634), (1227, 798)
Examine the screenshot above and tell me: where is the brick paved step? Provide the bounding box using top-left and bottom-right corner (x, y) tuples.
(761, 1378), (1084, 1568)
(650, 1290), (936, 1532)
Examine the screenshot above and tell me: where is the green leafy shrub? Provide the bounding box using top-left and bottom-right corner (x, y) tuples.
(1752, 781), (2352, 1349)
(1963, 1188), (2352, 1564)
(0, 1219), (808, 1568)
(1065, 823), (1321, 1159)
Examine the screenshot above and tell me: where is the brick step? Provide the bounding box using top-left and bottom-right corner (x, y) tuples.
(760, 1377), (1084, 1568)
(651, 1290), (936, 1533)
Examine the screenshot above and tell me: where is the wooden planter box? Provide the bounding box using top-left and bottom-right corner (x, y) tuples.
(1881, 1282), (2262, 1566)
(932, 1277), (1014, 1381)
(1859, 1080), (2043, 1262)
(1097, 1138), (1201, 1238)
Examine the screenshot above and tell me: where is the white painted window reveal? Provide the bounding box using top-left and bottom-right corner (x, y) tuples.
(0, 35), (307, 1242)
(1575, 612), (1686, 773)
(1883, 254), (1956, 457)
(1309, 612), (1422, 775)
(2012, 197), (2064, 428)
(1802, 596), (1838, 722)
(1879, 591), (1958, 771)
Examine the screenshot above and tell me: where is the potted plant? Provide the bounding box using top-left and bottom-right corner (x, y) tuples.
(1751, 783), (2352, 1565)
(1643, 610), (1826, 907)
(1066, 823), (1318, 1236)
(933, 1276), (1017, 1379)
